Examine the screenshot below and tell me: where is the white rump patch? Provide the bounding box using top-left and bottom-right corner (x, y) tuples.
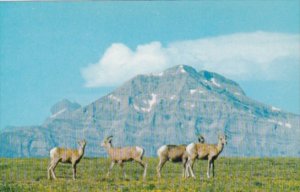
(210, 78), (221, 87)
(50, 147), (58, 158)
(136, 146), (144, 155)
(186, 143), (196, 156)
(234, 92), (241, 96)
(157, 145), (168, 157)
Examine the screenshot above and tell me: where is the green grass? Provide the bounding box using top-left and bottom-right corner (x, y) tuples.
(0, 157), (299, 191)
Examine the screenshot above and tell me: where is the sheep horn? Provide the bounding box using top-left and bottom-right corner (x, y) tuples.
(105, 135), (113, 141)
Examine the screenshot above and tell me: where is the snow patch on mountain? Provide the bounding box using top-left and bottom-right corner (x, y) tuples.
(178, 65), (186, 73)
(211, 78), (221, 87)
(133, 104), (140, 111)
(148, 93), (157, 109)
(50, 108), (66, 118)
(133, 93), (157, 112)
(190, 89), (197, 94)
(190, 88), (205, 95)
(271, 106), (281, 112)
(170, 95), (176, 100)
(108, 94), (121, 102)
(267, 119), (291, 128)
(151, 72), (164, 76)
(285, 123), (292, 128)
(267, 119), (283, 126)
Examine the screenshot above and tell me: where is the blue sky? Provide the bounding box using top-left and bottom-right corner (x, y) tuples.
(0, 1), (299, 129)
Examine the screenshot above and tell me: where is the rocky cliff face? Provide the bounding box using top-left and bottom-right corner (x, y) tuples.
(1, 65), (299, 157)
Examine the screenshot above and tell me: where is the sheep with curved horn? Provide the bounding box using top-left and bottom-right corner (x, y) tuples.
(48, 140), (87, 180)
(156, 134), (205, 178)
(185, 134), (227, 179)
(101, 136), (147, 180)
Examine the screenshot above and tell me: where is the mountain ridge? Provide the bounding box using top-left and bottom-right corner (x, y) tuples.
(1, 65), (299, 157)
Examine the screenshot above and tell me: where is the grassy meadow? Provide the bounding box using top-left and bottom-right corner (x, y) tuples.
(0, 157), (299, 191)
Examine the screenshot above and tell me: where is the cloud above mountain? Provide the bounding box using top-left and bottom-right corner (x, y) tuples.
(81, 32), (300, 87)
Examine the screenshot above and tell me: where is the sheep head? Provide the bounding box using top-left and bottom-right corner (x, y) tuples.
(78, 140), (87, 148)
(101, 136), (113, 147)
(218, 134), (227, 145)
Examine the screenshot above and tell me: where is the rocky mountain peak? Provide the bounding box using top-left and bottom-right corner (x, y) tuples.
(118, 65), (245, 99)
(198, 70), (245, 95)
(163, 65), (198, 76)
(50, 99), (81, 115)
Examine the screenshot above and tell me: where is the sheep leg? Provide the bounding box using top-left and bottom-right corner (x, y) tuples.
(184, 159), (192, 178)
(189, 159), (197, 177)
(118, 161), (127, 179)
(106, 161), (115, 177)
(185, 163), (190, 178)
(50, 159), (60, 180)
(47, 161), (53, 179)
(211, 161), (215, 177)
(182, 157), (189, 178)
(188, 158), (196, 179)
(182, 162), (186, 178)
(184, 157), (192, 178)
(156, 158), (167, 178)
(135, 159), (147, 180)
(207, 159), (212, 178)
(72, 164), (77, 180)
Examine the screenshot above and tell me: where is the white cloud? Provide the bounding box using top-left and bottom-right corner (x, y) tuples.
(81, 31), (300, 87)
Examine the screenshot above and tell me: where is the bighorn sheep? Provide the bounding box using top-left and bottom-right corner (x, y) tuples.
(186, 134), (227, 179)
(156, 135), (205, 178)
(101, 136), (147, 180)
(48, 140), (87, 180)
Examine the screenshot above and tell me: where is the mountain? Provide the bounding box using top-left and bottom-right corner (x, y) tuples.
(1, 65), (299, 157)
(50, 99), (81, 116)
